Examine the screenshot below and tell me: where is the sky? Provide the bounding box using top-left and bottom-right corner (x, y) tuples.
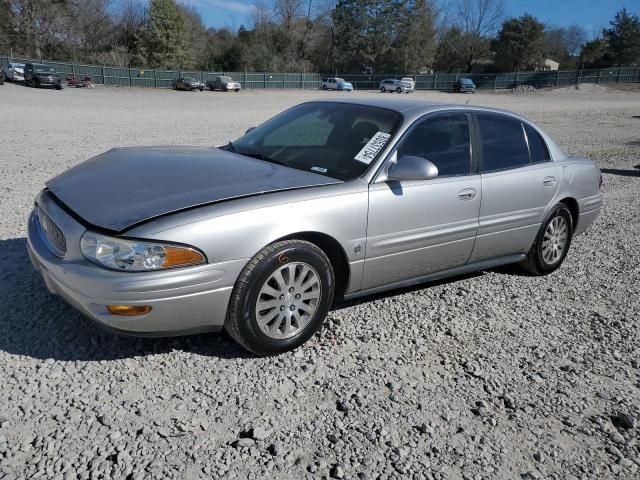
(180, 0), (638, 33)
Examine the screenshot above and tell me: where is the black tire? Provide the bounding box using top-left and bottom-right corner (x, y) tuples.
(322, 85), (327, 90)
(199, 87), (203, 91)
(33, 79), (39, 88)
(380, 86), (386, 93)
(235, 88), (239, 92)
(396, 87), (402, 93)
(226, 240), (335, 355)
(519, 203), (573, 275)
(56, 84), (62, 90)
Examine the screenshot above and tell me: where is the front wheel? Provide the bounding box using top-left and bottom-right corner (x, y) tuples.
(520, 203), (573, 275)
(226, 240), (335, 355)
(380, 87), (386, 93)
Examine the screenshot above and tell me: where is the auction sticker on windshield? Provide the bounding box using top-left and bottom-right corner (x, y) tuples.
(354, 132), (391, 164)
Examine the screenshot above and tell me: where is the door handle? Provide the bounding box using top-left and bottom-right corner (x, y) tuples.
(543, 176), (556, 187)
(458, 188), (477, 200)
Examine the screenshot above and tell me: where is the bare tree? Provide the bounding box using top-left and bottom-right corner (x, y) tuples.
(444, 0), (505, 71)
(9, 0), (68, 57)
(455, 0), (505, 37)
(564, 24), (587, 57)
(251, 0), (272, 30)
(274, 0), (303, 31)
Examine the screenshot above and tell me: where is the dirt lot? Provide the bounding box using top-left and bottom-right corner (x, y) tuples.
(0, 82), (639, 480)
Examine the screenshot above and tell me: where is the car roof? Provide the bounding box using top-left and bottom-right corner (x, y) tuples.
(308, 97), (446, 112)
(307, 97), (534, 119)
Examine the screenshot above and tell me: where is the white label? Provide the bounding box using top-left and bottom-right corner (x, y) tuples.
(354, 131), (391, 164)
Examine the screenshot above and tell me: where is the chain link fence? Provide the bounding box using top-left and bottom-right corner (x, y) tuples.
(2, 55), (639, 91)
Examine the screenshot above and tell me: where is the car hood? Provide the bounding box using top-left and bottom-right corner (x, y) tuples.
(46, 146), (339, 232)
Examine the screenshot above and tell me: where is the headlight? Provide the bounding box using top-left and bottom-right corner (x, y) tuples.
(80, 232), (206, 272)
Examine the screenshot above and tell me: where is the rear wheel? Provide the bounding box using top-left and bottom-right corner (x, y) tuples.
(226, 240), (335, 355)
(396, 87), (402, 93)
(322, 85), (327, 90)
(520, 203), (573, 275)
(380, 86), (386, 93)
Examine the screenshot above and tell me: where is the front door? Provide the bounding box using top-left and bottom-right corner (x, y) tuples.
(363, 111), (481, 290)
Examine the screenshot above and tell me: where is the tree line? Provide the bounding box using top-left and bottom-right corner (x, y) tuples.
(1, 0), (639, 74)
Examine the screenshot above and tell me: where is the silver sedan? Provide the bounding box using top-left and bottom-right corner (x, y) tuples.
(27, 98), (603, 354)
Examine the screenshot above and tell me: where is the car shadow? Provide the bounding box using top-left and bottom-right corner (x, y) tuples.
(0, 237), (250, 361)
(333, 271), (486, 310)
(601, 167), (640, 177)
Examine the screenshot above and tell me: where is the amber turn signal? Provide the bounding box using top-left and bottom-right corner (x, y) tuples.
(162, 246), (205, 268)
(107, 305), (152, 316)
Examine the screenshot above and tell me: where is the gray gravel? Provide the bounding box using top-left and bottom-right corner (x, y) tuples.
(1, 82), (639, 479)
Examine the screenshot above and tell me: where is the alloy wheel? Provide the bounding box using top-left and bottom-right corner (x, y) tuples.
(542, 216), (568, 264)
(255, 262), (321, 339)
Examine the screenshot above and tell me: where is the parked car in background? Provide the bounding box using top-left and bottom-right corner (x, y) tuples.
(28, 98), (602, 355)
(24, 63), (62, 90)
(172, 77), (204, 91)
(379, 79), (413, 93)
(206, 76), (242, 92)
(454, 78), (476, 93)
(2, 62), (25, 82)
(400, 77), (416, 91)
(322, 77), (353, 91)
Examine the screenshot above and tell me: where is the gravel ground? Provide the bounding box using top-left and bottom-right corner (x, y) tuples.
(0, 82), (639, 480)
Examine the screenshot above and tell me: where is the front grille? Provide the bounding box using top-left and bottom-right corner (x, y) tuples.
(36, 206), (67, 257)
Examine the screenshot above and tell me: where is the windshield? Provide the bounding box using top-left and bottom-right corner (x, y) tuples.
(461, 79), (474, 84)
(220, 76), (232, 82)
(228, 102), (402, 181)
(335, 78), (346, 83)
(34, 65), (55, 74)
(184, 77), (197, 82)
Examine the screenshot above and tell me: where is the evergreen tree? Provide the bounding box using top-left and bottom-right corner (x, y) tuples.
(493, 14), (546, 71)
(145, 0), (189, 69)
(605, 8), (640, 65)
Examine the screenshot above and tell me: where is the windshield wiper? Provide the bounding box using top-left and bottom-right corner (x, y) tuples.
(238, 151), (288, 167)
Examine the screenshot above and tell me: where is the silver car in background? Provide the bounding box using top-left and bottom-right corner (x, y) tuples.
(27, 98), (602, 355)
(380, 79), (413, 93)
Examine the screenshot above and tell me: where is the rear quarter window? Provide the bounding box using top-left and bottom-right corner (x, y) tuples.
(524, 124), (550, 163)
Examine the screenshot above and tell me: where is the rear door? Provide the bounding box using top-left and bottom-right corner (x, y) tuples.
(468, 112), (559, 262)
(363, 111), (481, 290)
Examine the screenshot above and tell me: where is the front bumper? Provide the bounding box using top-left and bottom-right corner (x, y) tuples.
(36, 78), (62, 86)
(27, 196), (247, 337)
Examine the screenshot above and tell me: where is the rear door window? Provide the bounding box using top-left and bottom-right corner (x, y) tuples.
(476, 113), (530, 172)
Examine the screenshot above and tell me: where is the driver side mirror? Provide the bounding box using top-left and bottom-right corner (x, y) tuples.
(388, 155), (438, 181)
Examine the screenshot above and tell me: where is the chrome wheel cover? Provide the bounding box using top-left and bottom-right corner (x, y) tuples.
(542, 216), (568, 264)
(255, 262), (322, 339)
